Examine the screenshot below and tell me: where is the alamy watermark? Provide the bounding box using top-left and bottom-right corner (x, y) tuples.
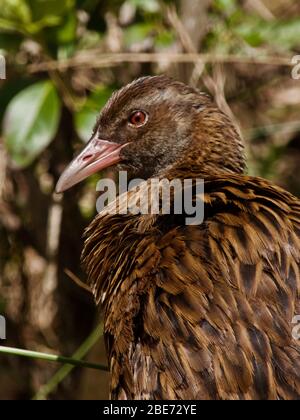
(0, 315), (6, 339)
(0, 54), (6, 80)
(96, 172), (205, 225)
(291, 55), (300, 80)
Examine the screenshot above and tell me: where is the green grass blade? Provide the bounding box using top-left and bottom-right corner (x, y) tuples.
(32, 323), (107, 400)
(0, 345), (107, 371)
(0, 324), (107, 399)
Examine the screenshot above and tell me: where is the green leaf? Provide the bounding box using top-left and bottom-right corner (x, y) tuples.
(54, 11), (77, 44)
(3, 80), (61, 168)
(155, 30), (175, 48)
(271, 19), (300, 50)
(0, 32), (22, 54)
(0, 0), (32, 25)
(75, 108), (98, 143)
(74, 86), (113, 142)
(214, 0), (237, 13)
(0, 78), (33, 123)
(124, 22), (156, 47)
(0, 0), (75, 35)
(0, 0), (31, 34)
(235, 20), (265, 47)
(24, 15), (62, 34)
(129, 0), (160, 13)
(30, 0), (77, 40)
(77, 30), (103, 50)
(45, 10), (77, 48)
(235, 18), (300, 49)
(27, 0), (75, 21)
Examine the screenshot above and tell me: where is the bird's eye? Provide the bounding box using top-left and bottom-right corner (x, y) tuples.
(128, 110), (148, 127)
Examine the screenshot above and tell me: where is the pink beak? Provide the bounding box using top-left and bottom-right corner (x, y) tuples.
(55, 138), (126, 193)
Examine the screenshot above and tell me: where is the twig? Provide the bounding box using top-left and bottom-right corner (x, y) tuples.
(0, 141), (7, 200)
(166, 5), (205, 87)
(28, 52), (293, 73)
(46, 193), (63, 260)
(49, 70), (83, 112)
(165, 4), (239, 133)
(64, 268), (92, 294)
(207, 64), (242, 135)
(166, 6), (197, 54)
(38, 193), (63, 338)
(244, 0), (275, 21)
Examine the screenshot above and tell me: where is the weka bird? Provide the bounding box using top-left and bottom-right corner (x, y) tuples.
(56, 75), (300, 400)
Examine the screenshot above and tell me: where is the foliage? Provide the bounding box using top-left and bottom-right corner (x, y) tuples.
(4, 80), (61, 167)
(0, 0), (299, 400)
(1, 0), (300, 168)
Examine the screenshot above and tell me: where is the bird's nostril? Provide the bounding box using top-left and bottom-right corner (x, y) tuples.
(82, 154), (93, 162)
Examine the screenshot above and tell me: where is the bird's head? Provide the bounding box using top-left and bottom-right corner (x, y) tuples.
(56, 75), (245, 193)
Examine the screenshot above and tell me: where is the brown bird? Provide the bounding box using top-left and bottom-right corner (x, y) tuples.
(56, 75), (300, 400)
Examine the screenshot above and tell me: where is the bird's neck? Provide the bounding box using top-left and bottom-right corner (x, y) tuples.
(159, 111), (245, 181)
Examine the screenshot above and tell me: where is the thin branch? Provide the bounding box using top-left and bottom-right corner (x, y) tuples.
(49, 70), (83, 112)
(38, 192), (63, 342)
(166, 5), (197, 54)
(166, 5), (206, 87)
(165, 4), (241, 133)
(64, 268), (92, 294)
(244, 0), (275, 21)
(0, 141), (7, 200)
(28, 52), (293, 73)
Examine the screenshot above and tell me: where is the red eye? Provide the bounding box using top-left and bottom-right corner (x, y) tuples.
(129, 111), (148, 127)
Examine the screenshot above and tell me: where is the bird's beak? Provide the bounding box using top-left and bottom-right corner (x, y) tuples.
(56, 138), (127, 193)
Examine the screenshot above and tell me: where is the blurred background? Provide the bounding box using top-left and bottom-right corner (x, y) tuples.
(0, 0), (300, 400)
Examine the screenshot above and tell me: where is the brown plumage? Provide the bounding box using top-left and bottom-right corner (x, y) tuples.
(56, 76), (300, 400)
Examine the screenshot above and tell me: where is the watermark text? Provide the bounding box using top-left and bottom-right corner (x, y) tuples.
(291, 55), (300, 80)
(96, 172), (205, 225)
(0, 315), (6, 339)
(0, 54), (6, 80)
